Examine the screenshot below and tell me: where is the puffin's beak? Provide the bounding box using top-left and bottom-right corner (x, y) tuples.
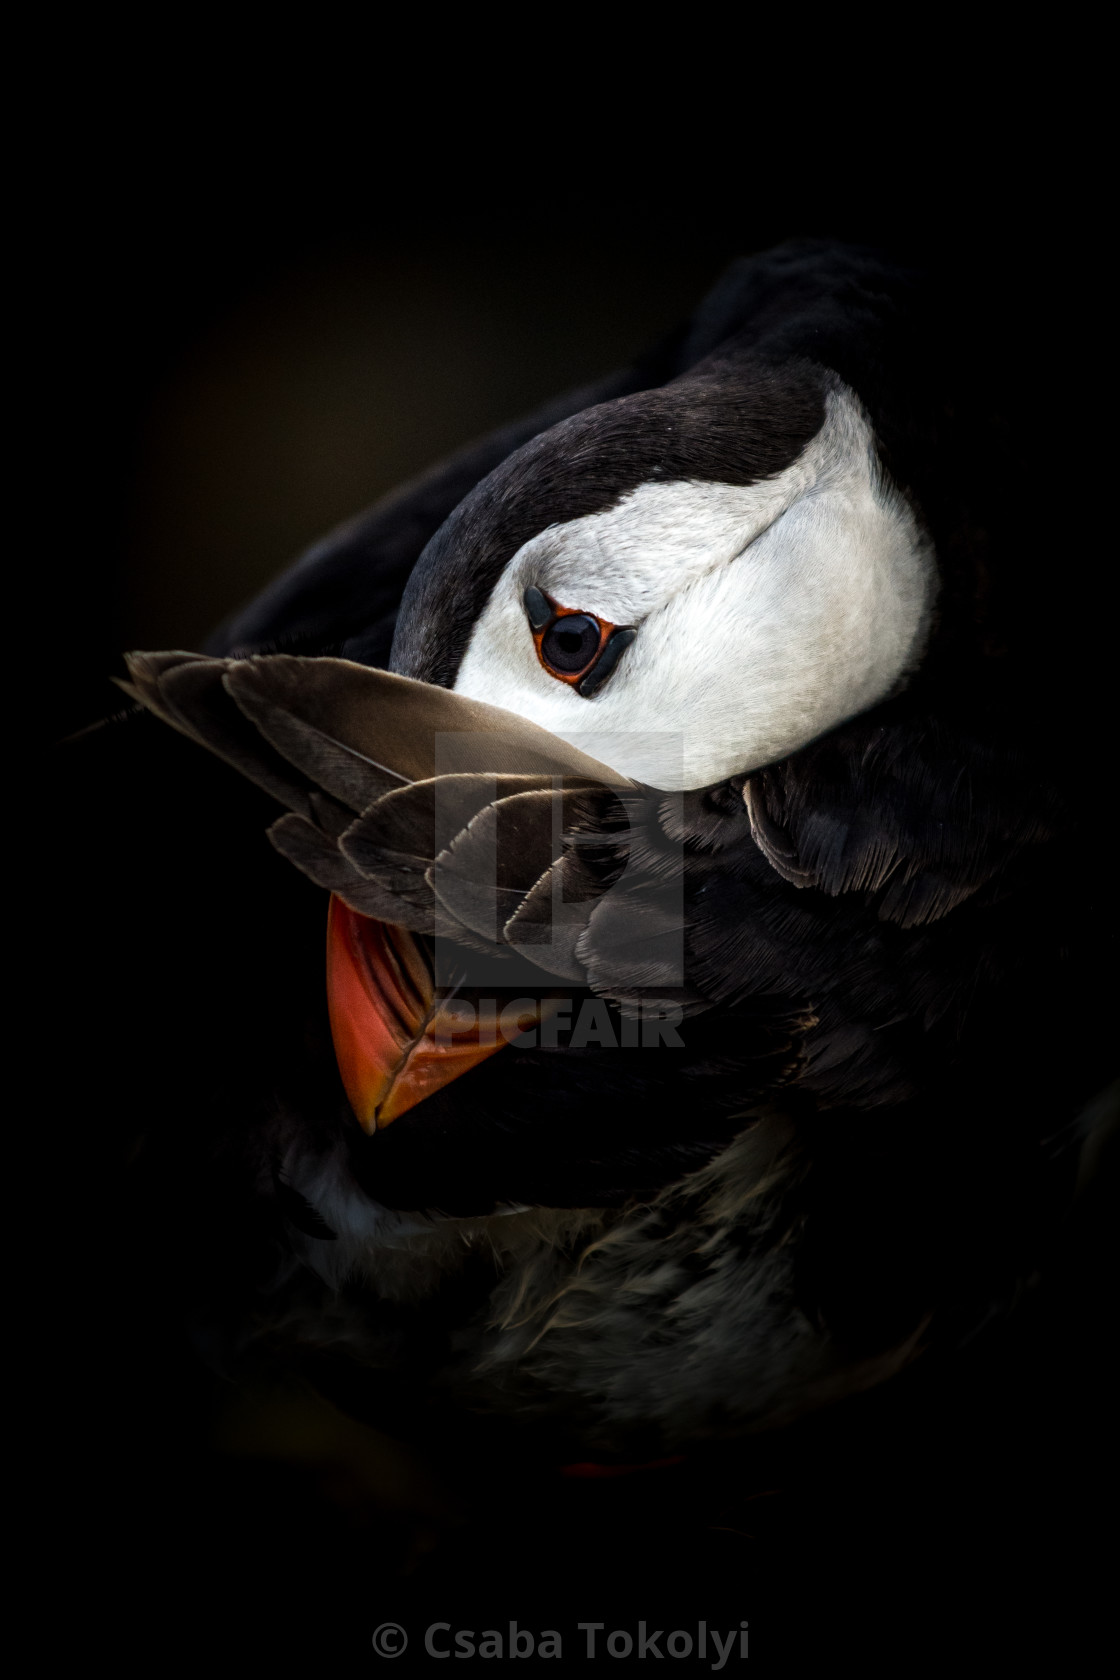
(326, 896), (551, 1131)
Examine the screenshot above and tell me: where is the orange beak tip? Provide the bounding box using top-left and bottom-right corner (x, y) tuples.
(326, 897), (510, 1132)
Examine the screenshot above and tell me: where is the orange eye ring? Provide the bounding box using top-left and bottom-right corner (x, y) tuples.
(524, 587), (637, 699)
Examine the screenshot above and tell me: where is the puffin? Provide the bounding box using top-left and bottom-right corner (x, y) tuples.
(87, 239), (1115, 1466)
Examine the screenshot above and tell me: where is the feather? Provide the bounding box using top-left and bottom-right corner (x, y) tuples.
(119, 652), (319, 817)
(225, 655), (630, 785)
(430, 789), (567, 947)
(341, 774), (555, 874)
(267, 814), (430, 928)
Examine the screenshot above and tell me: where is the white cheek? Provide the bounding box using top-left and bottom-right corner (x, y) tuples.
(635, 481), (932, 784)
(453, 391), (934, 790)
(531, 473), (810, 626)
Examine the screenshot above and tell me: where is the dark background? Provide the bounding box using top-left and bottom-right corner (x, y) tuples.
(27, 67), (1116, 1678)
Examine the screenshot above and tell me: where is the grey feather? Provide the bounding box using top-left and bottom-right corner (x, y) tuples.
(267, 814), (433, 928)
(120, 652), (318, 817)
(341, 774), (556, 876)
(223, 655), (630, 784)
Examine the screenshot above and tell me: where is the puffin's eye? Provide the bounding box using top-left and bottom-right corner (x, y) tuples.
(541, 614), (601, 674)
(524, 586), (636, 698)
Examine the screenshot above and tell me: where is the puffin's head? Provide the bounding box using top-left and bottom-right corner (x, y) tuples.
(391, 357), (936, 790)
